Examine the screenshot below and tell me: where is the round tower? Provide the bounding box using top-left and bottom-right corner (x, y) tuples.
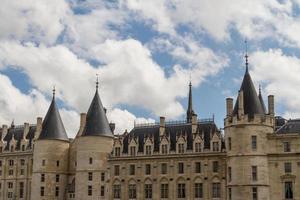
(75, 79), (114, 200)
(31, 88), (70, 200)
(225, 63), (275, 200)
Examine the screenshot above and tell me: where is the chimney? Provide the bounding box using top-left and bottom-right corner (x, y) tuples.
(238, 90), (244, 117)
(226, 98), (233, 117)
(23, 123), (29, 140)
(268, 95), (274, 115)
(35, 117), (43, 139)
(76, 113), (87, 137)
(191, 114), (198, 134)
(159, 116), (165, 137)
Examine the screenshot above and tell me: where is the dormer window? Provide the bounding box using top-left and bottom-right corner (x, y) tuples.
(195, 143), (201, 152)
(10, 145), (14, 152)
(145, 145), (152, 155)
(213, 142), (219, 152)
(161, 144), (168, 154)
(115, 147), (121, 157)
(178, 143), (184, 154)
(130, 146), (136, 156)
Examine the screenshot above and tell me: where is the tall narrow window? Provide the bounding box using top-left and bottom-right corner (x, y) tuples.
(9, 160), (14, 166)
(113, 184), (121, 199)
(177, 183), (186, 198)
(115, 147), (121, 157)
(160, 184), (168, 198)
(101, 172), (105, 181)
(213, 142), (219, 151)
(228, 137), (232, 150)
(145, 164), (151, 175)
(195, 162), (201, 173)
(228, 167), (232, 182)
(101, 186), (105, 197)
(42, 160), (45, 166)
(55, 186), (59, 197)
(114, 165), (120, 176)
(129, 164), (135, 175)
(130, 146), (136, 156)
(144, 184), (152, 199)
(284, 162), (292, 173)
(40, 187), (45, 196)
(212, 183), (221, 198)
(89, 157), (93, 164)
(283, 141), (291, 152)
(228, 188), (232, 200)
(88, 172), (93, 181)
(213, 161), (219, 173)
(252, 187), (257, 200)
(146, 145), (152, 155)
(56, 160), (60, 167)
(161, 144), (168, 154)
(19, 182), (24, 198)
(251, 136), (257, 150)
(252, 166), (257, 181)
(178, 143), (184, 153)
(195, 142), (201, 152)
(41, 174), (45, 182)
(161, 163), (167, 174)
(194, 183), (203, 198)
(128, 184), (136, 199)
(285, 181), (293, 199)
(178, 162), (184, 174)
(56, 174), (60, 182)
(88, 185), (92, 196)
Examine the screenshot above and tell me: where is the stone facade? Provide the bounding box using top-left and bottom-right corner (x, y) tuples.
(0, 68), (300, 200)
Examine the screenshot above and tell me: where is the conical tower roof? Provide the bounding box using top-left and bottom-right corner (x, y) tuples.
(232, 66), (264, 117)
(81, 81), (113, 137)
(38, 88), (68, 141)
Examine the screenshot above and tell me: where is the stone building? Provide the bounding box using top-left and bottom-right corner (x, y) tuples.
(0, 58), (299, 200)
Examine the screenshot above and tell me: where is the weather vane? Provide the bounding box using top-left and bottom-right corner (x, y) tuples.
(96, 73), (99, 90)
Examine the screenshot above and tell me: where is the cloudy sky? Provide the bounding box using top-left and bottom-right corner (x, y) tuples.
(1, 0), (300, 137)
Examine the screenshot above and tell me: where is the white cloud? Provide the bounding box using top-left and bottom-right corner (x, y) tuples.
(250, 49), (300, 117)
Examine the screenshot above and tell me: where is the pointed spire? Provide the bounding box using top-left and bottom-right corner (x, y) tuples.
(96, 74), (99, 90)
(38, 87), (68, 141)
(187, 80), (195, 123)
(82, 76), (113, 137)
(245, 39), (249, 73)
(258, 84), (267, 113)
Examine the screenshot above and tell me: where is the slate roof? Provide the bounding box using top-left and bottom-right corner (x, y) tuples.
(82, 89), (113, 137)
(276, 119), (300, 134)
(3, 125), (36, 150)
(122, 120), (220, 154)
(38, 95), (68, 141)
(232, 67), (264, 117)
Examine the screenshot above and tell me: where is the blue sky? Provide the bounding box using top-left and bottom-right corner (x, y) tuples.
(1, 0), (300, 137)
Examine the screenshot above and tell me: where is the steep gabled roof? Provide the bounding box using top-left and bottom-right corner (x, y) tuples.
(81, 87), (113, 137)
(38, 92), (68, 141)
(232, 67), (264, 117)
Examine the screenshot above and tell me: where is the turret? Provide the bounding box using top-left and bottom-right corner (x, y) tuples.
(75, 77), (113, 200)
(225, 49), (274, 200)
(31, 87), (69, 200)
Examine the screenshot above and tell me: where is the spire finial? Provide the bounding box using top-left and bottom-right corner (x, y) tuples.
(52, 85), (56, 99)
(245, 39), (249, 72)
(96, 74), (99, 90)
(189, 74), (192, 86)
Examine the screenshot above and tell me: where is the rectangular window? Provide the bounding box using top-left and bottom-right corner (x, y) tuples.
(56, 174), (60, 182)
(178, 162), (184, 174)
(9, 160), (14, 166)
(213, 161), (219, 173)
(0, 170), (2, 176)
(42, 160), (45, 166)
(101, 172), (105, 181)
(56, 160), (59, 167)
(115, 147), (121, 157)
(162, 144), (168, 154)
(228, 187), (232, 200)
(178, 143), (184, 153)
(88, 185), (92, 196)
(114, 165), (120, 176)
(129, 164), (135, 175)
(161, 163), (167, 174)
(128, 184), (136, 199)
(145, 164), (151, 175)
(145, 184), (152, 199)
(194, 183), (203, 198)
(195, 142), (201, 152)
(252, 166), (257, 181)
(177, 183), (186, 198)
(20, 169), (24, 176)
(161, 184), (168, 199)
(283, 142), (291, 152)
(113, 184), (121, 199)
(212, 183), (221, 198)
(0, 160), (2, 167)
(101, 186), (105, 197)
(213, 142), (219, 151)
(40, 187), (44, 196)
(228, 137), (232, 150)
(55, 186), (59, 197)
(195, 162), (201, 173)
(19, 182), (24, 198)
(285, 181), (293, 199)
(251, 136), (257, 150)
(8, 169), (13, 176)
(41, 174), (45, 182)
(252, 187), (257, 200)
(22, 145), (25, 151)
(8, 192), (13, 198)
(89, 157), (93, 164)
(8, 182), (13, 188)
(20, 159), (25, 166)
(130, 146), (136, 156)
(284, 162), (292, 173)
(228, 167), (232, 182)
(146, 145), (152, 155)
(88, 172), (93, 181)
